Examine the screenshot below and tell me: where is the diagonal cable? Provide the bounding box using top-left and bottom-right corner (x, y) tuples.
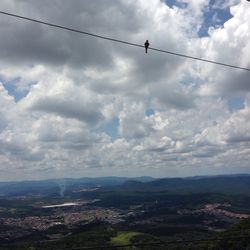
(0, 10), (250, 72)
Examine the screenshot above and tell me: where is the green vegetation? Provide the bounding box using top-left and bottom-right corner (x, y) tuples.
(2, 175), (250, 249)
(111, 231), (142, 245)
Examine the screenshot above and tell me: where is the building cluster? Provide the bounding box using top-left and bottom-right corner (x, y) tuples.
(63, 208), (125, 225)
(0, 216), (63, 231)
(179, 203), (249, 220)
(0, 206), (127, 241)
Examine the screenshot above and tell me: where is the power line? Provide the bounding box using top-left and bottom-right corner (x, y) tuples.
(0, 10), (250, 72)
(55, 235), (250, 250)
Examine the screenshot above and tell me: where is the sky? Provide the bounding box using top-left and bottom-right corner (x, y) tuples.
(0, 0), (250, 181)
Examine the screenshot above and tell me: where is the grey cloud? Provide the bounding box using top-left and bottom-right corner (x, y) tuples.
(61, 142), (91, 150)
(0, 0), (142, 69)
(0, 112), (8, 132)
(155, 89), (195, 110)
(215, 71), (250, 95)
(0, 139), (44, 162)
(60, 131), (103, 150)
(38, 129), (61, 142)
(0, 16), (70, 65)
(226, 136), (250, 143)
(192, 146), (225, 158)
(84, 159), (102, 169)
(225, 132), (250, 143)
(31, 97), (104, 125)
(146, 146), (167, 152)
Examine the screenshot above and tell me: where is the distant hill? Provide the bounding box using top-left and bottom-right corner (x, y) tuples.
(0, 176), (154, 196)
(107, 175), (250, 196)
(2, 174), (250, 197)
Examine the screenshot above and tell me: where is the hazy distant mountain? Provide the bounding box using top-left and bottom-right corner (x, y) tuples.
(2, 174), (250, 197)
(0, 176), (154, 196)
(113, 175), (250, 195)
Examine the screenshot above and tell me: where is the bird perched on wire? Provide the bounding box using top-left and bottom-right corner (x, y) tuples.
(144, 40), (150, 53)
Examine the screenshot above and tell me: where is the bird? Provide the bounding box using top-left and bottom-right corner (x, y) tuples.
(144, 40), (150, 53)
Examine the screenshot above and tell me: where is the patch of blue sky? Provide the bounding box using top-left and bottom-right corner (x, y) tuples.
(198, 0), (233, 37)
(95, 117), (119, 139)
(162, 0), (187, 9)
(1, 77), (29, 102)
(145, 108), (155, 116)
(227, 96), (245, 112)
(180, 75), (196, 86)
(163, 0), (233, 37)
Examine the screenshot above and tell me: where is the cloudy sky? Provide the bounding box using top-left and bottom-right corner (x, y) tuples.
(0, 0), (249, 181)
